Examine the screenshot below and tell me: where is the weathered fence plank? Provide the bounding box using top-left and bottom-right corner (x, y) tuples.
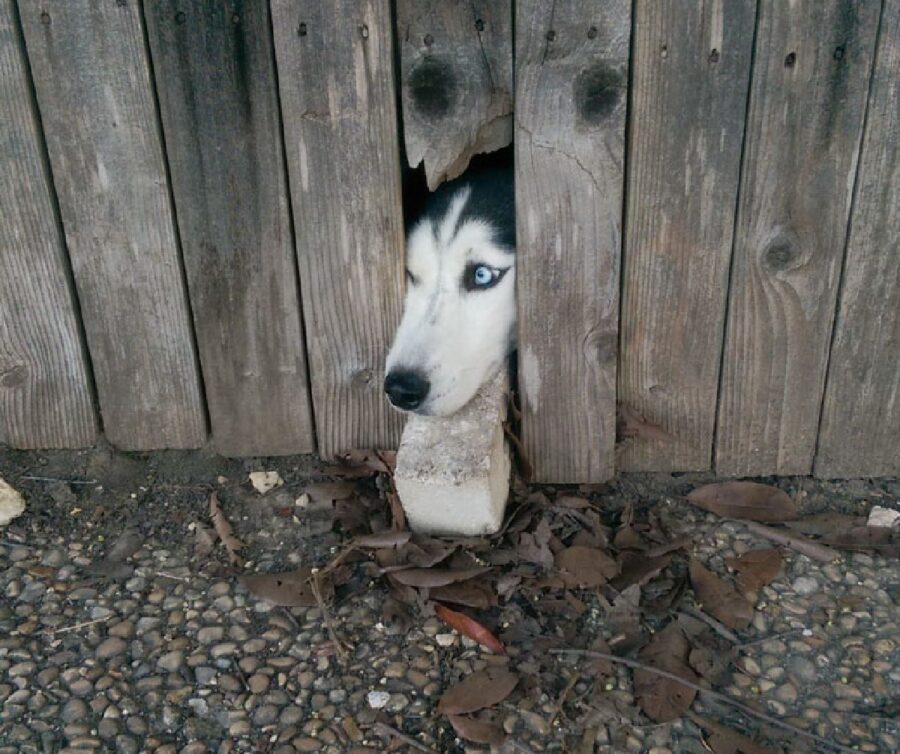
(619, 0), (756, 471)
(0, 0), (96, 447)
(145, 0), (315, 457)
(396, 0), (512, 190)
(271, 0), (404, 457)
(19, 0), (205, 449)
(816, 0), (900, 478)
(715, 0), (880, 476)
(515, 0), (630, 482)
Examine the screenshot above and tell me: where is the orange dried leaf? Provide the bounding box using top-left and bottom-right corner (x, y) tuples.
(435, 603), (506, 655)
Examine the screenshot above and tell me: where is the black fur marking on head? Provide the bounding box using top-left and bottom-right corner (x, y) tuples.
(418, 168), (516, 252)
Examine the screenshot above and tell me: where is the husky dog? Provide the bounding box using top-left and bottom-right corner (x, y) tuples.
(384, 169), (515, 416)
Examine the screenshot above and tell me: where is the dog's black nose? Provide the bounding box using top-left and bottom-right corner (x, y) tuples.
(384, 369), (430, 410)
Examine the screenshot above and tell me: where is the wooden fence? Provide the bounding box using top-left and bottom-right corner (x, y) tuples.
(1, 0), (897, 482)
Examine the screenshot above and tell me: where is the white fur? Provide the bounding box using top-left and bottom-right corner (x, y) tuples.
(385, 188), (516, 416)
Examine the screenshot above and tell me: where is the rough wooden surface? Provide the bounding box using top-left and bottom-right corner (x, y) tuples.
(515, 0), (630, 483)
(714, 0), (880, 476)
(0, 0), (96, 448)
(145, 0), (315, 457)
(19, 0), (205, 449)
(271, 0), (404, 458)
(816, 0), (900, 478)
(619, 0), (756, 472)
(396, 0), (512, 190)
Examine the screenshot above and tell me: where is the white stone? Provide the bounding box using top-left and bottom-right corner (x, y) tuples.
(0, 477), (26, 526)
(867, 506), (900, 528)
(395, 370), (510, 536)
(248, 471), (283, 494)
(366, 690), (391, 709)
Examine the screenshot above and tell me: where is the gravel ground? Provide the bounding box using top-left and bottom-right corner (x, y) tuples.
(0, 447), (898, 753)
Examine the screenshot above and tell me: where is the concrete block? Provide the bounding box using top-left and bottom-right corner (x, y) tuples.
(395, 370), (510, 536)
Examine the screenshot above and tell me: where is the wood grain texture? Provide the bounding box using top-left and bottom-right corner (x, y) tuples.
(19, 0), (205, 449)
(618, 0), (756, 472)
(396, 0), (512, 190)
(144, 0), (315, 457)
(515, 0), (630, 483)
(816, 0), (900, 478)
(0, 0), (96, 447)
(271, 0), (404, 458)
(714, 0), (880, 476)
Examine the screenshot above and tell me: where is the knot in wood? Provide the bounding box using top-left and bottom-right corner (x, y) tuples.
(574, 63), (622, 125)
(408, 57), (456, 120)
(764, 238), (795, 272)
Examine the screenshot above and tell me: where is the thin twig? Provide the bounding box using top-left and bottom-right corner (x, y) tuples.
(734, 629), (804, 651)
(741, 521), (839, 563)
(155, 571), (189, 582)
(310, 573), (349, 665)
(550, 649), (858, 754)
(371, 722), (438, 753)
(682, 606), (741, 644)
(549, 671), (579, 726)
(20, 475), (98, 485)
(231, 656), (251, 692)
(45, 616), (112, 636)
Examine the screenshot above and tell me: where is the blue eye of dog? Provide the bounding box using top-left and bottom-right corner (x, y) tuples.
(464, 263), (508, 292)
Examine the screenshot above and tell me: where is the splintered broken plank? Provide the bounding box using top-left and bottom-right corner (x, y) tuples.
(714, 0), (880, 476)
(271, 0), (405, 457)
(815, 0), (900, 478)
(395, 0), (513, 189)
(19, 0), (206, 449)
(618, 0), (756, 472)
(144, 1), (315, 456)
(515, 0), (630, 482)
(0, 0), (97, 448)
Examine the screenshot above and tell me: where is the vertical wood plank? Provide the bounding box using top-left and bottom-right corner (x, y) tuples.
(816, 0), (900, 478)
(515, 0), (630, 483)
(271, 0), (404, 458)
(0, 0), (96, 447)
(618, 0), (756, 471)
(19, 0), (205, 449)
(396, 0), (512, 190)
(144, 0), (315, 457)
(715, 0), (880, 476)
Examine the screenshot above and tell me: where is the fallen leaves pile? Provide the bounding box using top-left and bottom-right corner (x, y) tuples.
(199, 456), (898, 753)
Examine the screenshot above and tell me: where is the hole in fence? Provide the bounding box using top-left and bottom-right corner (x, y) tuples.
(587, 26), (598, 40)
(709, 48), (720, 64)
(784, 51), (797, 67)
(833, 46), (845, 61)
(475, 19), (485, 32)
(575, 63), (623, 125)
(408, 57), (457, 120)
(297, 22), (307, 36)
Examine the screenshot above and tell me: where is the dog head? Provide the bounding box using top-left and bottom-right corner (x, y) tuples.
(385, 169), (515, 416)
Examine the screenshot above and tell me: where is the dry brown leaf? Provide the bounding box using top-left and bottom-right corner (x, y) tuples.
(430, 580), (498, 609)
(827, 526), (898, 556)
(555, 546), (618, 588)
(689, 559), (753, 630)
(446, 714), (507, 746)
(606, 584), (646, 653)
(725, 548), (784, 597)
(689, 713), (780, 754)
(333, 448), (396, 474)
(688, 646), (731, 685)
(240, 568), (331, 607)
(193, 522), (215, 558)
(303, 482), (356, 503)
(785, 512), (865, 537)
(353, 530), (411, 549)
(687, 482), (798, 522)
(437, 668), (518, 715)
(209, 492), (244, 566)
(634, 623), (698, 722)
(434, 603), (505, 654)
(387, 566), (490, 588)
(610, 552), (672, 591)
